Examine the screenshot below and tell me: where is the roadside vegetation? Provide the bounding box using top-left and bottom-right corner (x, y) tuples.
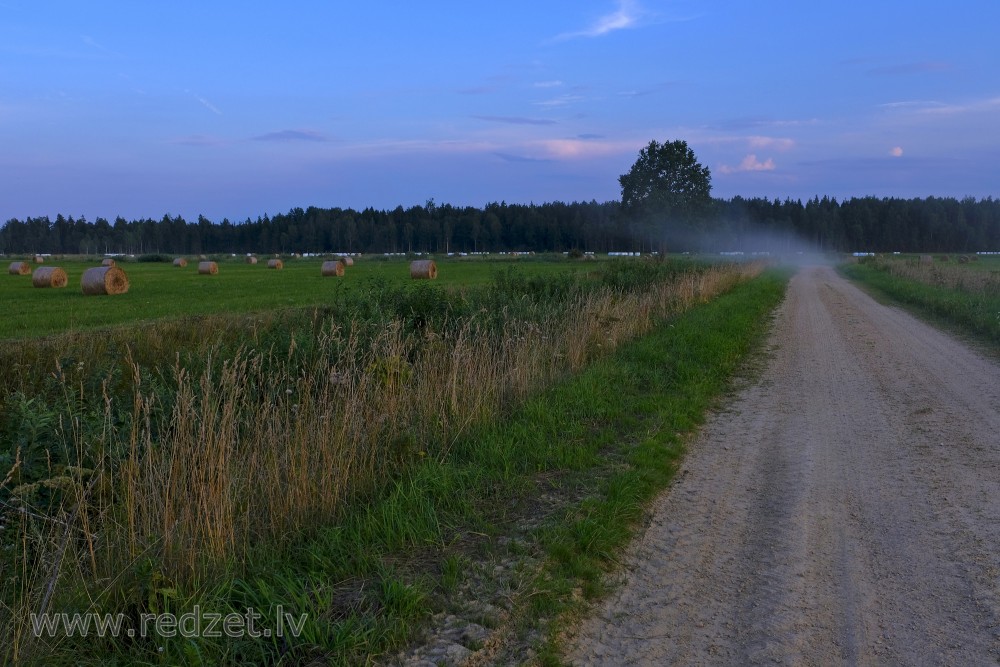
(0, 257), (783, 665)
(841, 255), (1000, 349)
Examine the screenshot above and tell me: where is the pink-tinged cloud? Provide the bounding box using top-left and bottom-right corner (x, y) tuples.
(890, 146), (904, 157)
(532, 138), (638, 160)
(718, 154), (776, 174)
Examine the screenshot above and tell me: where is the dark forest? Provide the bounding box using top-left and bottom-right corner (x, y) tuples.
(3, 195), (999, 256)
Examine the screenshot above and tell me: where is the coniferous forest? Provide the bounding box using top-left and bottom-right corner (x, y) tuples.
(2, 195), (999, 256)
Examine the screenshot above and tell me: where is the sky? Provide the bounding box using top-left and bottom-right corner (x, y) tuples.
(2, 1), (999, 222)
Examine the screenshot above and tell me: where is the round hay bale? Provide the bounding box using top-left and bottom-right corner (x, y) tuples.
(8, 261), (31, 276)
(410, 259), (437, 279)
(321, 260), (345, 277)
(340, 256), (354, 267)
(267, 259), (283, 270)
(81, 266), (129, 296)
(101, 258), (116, 267)
(34, 255), (44, 264)
(173, 258), (188, 267)
(958, 255), (970, 264)
(246, 256), (258, 265)
(32, 266), (68, 288)
(198, 261), (219, 275)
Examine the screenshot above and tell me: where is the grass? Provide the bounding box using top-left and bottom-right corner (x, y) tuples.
(1, 258), (777, 665)
(841, 255), (1000, 349)
(0, 255), (596, 340)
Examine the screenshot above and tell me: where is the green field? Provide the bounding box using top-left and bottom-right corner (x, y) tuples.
(2, 256), (596, 340)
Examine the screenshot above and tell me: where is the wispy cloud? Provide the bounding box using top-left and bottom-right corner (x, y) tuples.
(187, 90), (222, 115)
(879, 95), (1000, 117)
(533, 138), (639, 160)
(748, 136), (795, 151)
(617, 82), (677, 98)
(533, 94), (585, 108)
(877, 100), (947, 110)
(718, 154), (776, 174)
(81, 35), (121, 58)
(472, 115), (557, 126)
(253, 129), (331, 142)
(494, 152), (553, 163)
(553, 0), (642, 41)
(711, 116), (820, 131)
(533, 80), (564, 88)
(867, 61), (951, 76)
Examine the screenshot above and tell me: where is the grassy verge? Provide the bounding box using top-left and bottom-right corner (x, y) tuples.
(840, 261), (1000, 350)
(5, 265), (784, 665)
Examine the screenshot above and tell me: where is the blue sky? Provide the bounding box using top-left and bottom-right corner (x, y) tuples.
(2, 1), (999, 222)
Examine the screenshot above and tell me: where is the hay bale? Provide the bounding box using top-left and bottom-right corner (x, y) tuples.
(32, 266), (68, 288)
(34, 255), (44, 263)
(198, 261), (219, 275)
(410, 259), (437, 279)
(919, 255), (933, 265)
(8, 261), (31, 276)
(321, 260), (345, 277)
(267, 259), (283, 270)
(173, 258), (188, 267)
(958, 255), (970, 264)
(81, 266), (129, 295)
(340, 256), (354, 267)
(246, 256), (258, 265)
(101, 258), (116, 267)
(939, 255), (950, 262)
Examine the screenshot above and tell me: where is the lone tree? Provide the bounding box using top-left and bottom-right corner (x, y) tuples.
(619, 139), (712, 226)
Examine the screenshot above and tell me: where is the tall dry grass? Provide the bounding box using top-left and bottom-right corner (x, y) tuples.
(122, 263), (762, 577)
(2, 262), (763, 661)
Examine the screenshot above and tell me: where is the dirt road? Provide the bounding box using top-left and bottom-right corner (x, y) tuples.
(565, 265), (1000, 665)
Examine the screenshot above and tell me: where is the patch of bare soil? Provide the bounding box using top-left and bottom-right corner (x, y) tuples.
(565, 265), (1000, 665)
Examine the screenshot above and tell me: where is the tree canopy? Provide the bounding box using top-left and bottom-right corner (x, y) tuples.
(618, 139), (713, 223)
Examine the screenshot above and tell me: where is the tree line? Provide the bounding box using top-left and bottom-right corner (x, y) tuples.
(2, 195), (999, 256)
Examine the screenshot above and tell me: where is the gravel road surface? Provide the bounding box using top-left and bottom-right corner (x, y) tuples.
(565, 265), (1000, 665)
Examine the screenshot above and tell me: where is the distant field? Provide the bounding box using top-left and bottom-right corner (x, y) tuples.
(1, 255), (595, 340)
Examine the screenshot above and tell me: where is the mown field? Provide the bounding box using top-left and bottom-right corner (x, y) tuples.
(1, 255), (785, 665)
(841, 254), (1000, 349)
(2, 255), (593, 340)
